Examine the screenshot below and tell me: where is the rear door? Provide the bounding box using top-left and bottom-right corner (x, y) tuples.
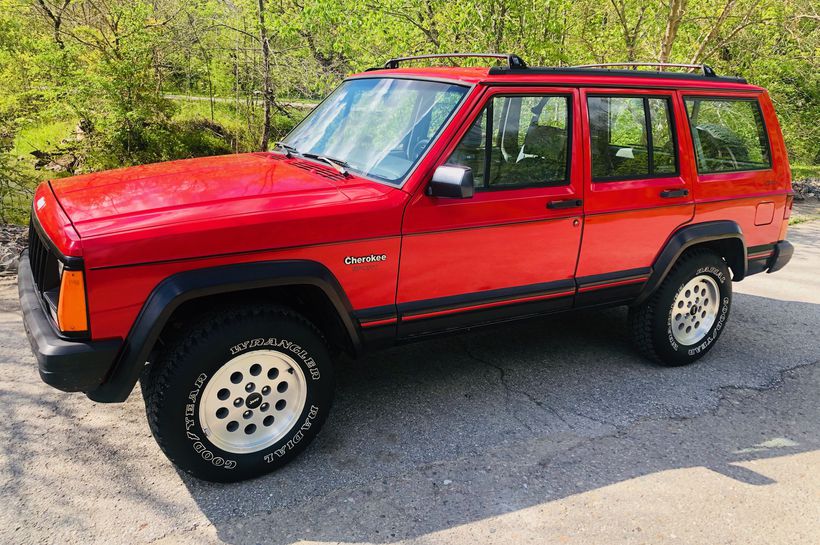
(576, 88), (695, 305)
(397, 86), (583, 337)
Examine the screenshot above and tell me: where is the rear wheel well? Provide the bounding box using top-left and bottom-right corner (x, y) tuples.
(685, 237), (746, 280)
(635, 226), (746, 307)
(154, 285), (354, 358)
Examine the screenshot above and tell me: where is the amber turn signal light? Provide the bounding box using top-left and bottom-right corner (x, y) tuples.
(57, 270), (88, 332)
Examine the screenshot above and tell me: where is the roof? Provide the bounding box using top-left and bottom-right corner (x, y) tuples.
(350, 65), (762, 92)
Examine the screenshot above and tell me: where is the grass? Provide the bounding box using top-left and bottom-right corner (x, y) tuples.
(174, 100), (248, 127)
(789, 199), (820, 225)
(789, 212), (820, 225)
(11, 118), (78, 157)
(792, 164), (820, 180)
(171, 99), (304, 152)
(8, 97), (303, 159)
(3, 117), (75, 223)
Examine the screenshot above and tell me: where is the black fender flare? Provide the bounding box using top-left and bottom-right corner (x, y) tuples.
(634, 220), (746, 305)
(88, 260), (359, 403)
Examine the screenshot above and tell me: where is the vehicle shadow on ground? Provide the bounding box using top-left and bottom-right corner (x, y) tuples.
(180, 292), (820, 544)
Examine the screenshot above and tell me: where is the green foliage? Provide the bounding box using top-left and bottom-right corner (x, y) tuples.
(792, 164), (820, 180)
(0, 0), (817, 223)
(0, 153), (34, 224)
(12, 119), (78, 157)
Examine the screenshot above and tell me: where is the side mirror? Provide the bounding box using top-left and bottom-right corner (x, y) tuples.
(427, 165), (474, 199)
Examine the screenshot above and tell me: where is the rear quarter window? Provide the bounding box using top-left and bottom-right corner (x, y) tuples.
(684, 97), (771, 174)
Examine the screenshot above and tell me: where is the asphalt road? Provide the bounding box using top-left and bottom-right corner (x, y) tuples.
(1, 222), (819, 545)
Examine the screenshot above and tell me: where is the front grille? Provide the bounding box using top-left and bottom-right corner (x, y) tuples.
(28, 219), (61, 296)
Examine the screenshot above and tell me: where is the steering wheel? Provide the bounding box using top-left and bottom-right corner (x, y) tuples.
(411, 138), (431, 160)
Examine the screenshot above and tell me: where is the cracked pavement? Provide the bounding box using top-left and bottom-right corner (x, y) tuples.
(1, 221), (819, 545)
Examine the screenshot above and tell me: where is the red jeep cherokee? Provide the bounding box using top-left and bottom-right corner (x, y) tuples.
(19, 54), (794, 482)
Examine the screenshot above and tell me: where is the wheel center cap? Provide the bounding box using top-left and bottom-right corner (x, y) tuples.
(246, 392), (263, 409)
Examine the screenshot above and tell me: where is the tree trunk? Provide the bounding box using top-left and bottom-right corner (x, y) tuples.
(660, 0), (687, 63)
(35, 0), (71, 49)
(257, 0), (272, 151)
(689, 0), (737, 64)
(610, 0), (646, 62)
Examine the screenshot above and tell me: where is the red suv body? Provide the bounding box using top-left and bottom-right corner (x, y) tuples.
(19, 56), (794, 481)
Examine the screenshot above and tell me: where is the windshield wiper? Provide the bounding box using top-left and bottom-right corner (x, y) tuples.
(302, 152), (350, 176)
(273, 141), (299, 158)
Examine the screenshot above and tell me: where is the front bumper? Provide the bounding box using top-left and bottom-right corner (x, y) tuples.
(18, 250), (122, 393)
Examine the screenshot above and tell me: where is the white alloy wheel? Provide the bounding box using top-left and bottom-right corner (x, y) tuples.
(670, 274), (720, 345)
(199, 350), (307, 454)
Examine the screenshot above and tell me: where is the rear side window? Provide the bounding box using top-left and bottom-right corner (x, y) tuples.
(588, 96), (678, 180)
(446, 94), (570, 190)
(684, 97), (771, 173)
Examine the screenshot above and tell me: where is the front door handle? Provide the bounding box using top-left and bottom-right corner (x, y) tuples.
(547, 198), (583, 210)
(660, 188), (689, 198)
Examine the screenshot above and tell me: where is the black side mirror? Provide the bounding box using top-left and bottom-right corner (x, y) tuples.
(427, 165), (474, 199)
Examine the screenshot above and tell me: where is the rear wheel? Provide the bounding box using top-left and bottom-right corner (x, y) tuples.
(629, 249), (732, 366)
(143, 305), (333, 482)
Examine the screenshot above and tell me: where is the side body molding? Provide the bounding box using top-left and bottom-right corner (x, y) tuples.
(635, 220), (746, 305)
(88, 260), (359, 403)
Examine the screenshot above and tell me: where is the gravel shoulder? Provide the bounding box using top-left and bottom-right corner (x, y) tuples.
(0, 223), (818, 545)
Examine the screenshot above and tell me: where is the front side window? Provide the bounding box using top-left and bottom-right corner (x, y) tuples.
(284, 78), (467, 184)
(588, 95), (678, 180)
(446, 95), (570, 189)
(684, 97), (771, 173)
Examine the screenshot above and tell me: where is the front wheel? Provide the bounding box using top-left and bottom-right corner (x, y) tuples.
(629, 249), (732, 366)
(142, 305), (334, 482)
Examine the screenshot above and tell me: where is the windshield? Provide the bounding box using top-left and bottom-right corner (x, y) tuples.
(283, 78), (468, 184)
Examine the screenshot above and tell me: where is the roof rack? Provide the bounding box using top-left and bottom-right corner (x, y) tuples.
(382, 53), (528, 70)
(572, 62), (717, 77)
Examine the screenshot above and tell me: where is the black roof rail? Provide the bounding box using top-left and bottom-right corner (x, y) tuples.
(377, 53), (528, 70)
(363, 54), (748, 83)
(572, 62), (717, 77)
(486, 64), (746, 83)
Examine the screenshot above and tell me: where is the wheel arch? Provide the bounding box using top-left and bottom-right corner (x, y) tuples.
(88, 260), (360, 403)
(635, 220), (746, 305)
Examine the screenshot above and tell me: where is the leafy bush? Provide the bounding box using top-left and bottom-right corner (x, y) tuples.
(84, 115), (234, 170)
(0, 154), (35, 224)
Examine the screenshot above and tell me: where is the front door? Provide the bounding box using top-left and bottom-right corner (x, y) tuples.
(397, 86), (584, 337)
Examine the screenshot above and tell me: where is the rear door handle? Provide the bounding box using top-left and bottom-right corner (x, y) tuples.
(660, 188), (689, 198)
(547, 198), (583, 210)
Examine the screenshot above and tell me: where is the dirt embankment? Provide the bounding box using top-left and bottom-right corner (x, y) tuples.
(0, 224), (26, 276)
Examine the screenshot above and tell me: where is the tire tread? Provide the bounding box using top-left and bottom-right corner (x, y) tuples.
(142, 304), (326, 479)
(628, 248), (722, 365)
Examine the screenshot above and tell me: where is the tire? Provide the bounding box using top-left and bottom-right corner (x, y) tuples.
(142, 304), (334, 482)
(629, 249), (732, 366)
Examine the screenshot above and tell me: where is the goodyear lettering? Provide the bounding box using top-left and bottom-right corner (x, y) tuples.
(688, 296), (730, 356)
(184, 373), (238, 470)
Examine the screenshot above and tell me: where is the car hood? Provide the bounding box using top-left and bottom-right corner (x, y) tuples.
(50, 153), (348, 238)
